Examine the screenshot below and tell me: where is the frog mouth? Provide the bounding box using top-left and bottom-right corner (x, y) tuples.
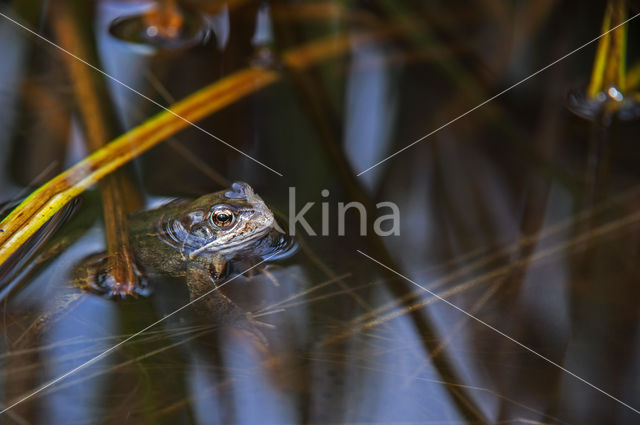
(187, 227), (273, 258)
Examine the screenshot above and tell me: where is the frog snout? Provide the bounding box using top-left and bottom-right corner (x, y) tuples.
(254, 209), (274, 228)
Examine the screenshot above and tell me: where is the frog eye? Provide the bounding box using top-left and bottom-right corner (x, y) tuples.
(211, 209), (234, 228)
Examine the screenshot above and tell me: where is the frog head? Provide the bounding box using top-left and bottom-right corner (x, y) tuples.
(160, 182), (275, 258)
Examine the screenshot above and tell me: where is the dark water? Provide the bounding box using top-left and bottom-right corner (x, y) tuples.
(1, 1), (640, 424)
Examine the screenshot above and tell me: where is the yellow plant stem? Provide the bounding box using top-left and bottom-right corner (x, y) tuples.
(0, 21), (402, 266)
(0, 68), (278, 265)
(587, 0), (627, 98)
(626, 60), (640, 91)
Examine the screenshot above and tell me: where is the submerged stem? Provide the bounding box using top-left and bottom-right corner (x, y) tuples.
(52, 1), (143, 295)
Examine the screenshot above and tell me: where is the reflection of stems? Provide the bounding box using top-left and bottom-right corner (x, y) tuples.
(587, 0), (627, 97)
(273, 7), (489, 425)
(52, 1), (142, 294)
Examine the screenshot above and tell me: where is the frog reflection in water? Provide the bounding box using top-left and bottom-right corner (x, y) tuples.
(81, 182), (294, 338)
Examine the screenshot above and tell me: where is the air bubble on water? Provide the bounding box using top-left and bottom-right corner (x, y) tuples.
(146, 26), (159, 38)
(607, 87), (624, 102)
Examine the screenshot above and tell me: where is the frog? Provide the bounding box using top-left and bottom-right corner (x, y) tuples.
(72, 181), (293, 340)
(130, 181), (277, 286)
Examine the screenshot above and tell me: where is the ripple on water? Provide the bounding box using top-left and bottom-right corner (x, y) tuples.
(567, 86), (640, 122)
(108, 5), (211, 51)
